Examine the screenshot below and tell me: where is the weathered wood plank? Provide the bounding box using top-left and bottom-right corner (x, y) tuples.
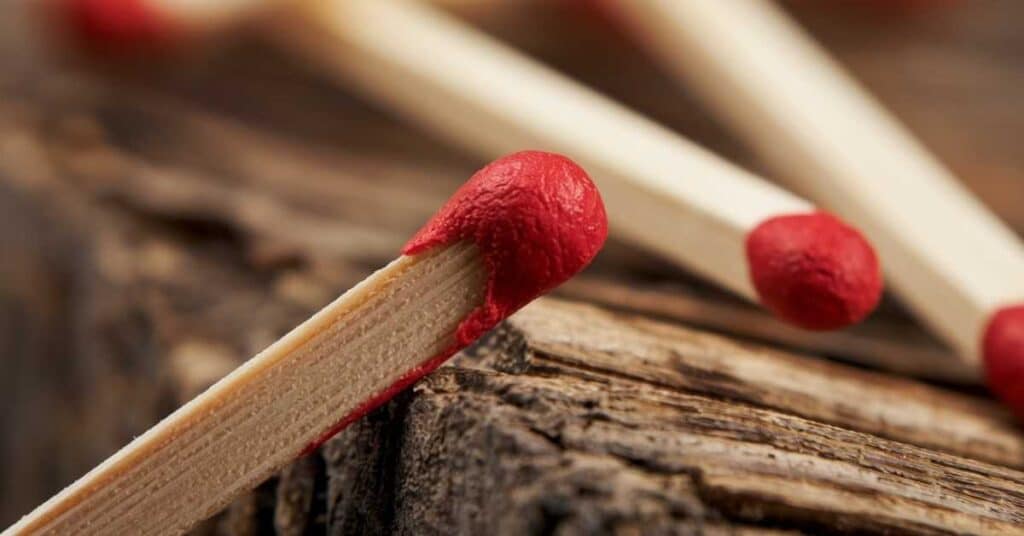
(509, 299), (1024, 468)
(296, 298), (1024, 534)
(558, 277), (972, 384)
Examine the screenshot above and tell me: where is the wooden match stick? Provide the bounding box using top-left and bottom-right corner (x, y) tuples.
(52, 0), (883, 331)
(4, 151), (608, 535)
(272, 0), (884, 331)
(608, 0), (1024, 415)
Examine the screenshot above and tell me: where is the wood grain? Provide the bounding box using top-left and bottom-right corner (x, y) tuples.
(558, 276), (975, 384)
(287, 297), (1024, 534)
(511, 299), (1023, 469)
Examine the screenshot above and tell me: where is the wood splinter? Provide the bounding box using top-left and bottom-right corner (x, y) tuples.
(4, 150), (608, 535)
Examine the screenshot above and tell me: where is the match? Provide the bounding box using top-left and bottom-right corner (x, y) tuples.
(270, 0), (882, 330)
(49, 0), (269, 48)
(52, 0), (884, 331)
(609, 0), (1024, 414)
(4, 150), (608, 535)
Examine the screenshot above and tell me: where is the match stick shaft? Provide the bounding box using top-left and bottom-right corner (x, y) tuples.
(273, 0), (813, 304)
(612, 0), (1024, 361)
(6, 243), (485, 535)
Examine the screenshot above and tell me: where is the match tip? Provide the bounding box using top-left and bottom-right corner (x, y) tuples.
(404, 150), (608, 344)
(746, 211), (882, 330)
(982, 305), (1024, 421)
(50, 0), (180, 52)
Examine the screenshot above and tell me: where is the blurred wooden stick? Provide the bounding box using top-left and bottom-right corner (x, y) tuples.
(272, 0), (841, 313)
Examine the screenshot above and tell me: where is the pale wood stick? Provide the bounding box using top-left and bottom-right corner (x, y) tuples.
(610, 0), (1024, 364)
(269, 0), (816, 305)
(5, 243), (486, 535)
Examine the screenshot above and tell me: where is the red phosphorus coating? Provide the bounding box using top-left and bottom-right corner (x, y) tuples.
(404, 150), (609, 344)
(303, 151), (608, 452)
(746, 211), (882, 331)
(982, 305), (1024, 422)
(59, 0), (180, 50)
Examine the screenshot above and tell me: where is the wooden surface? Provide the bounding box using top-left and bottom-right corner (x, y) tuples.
(2, 0), (1024, 533)
(232, 297), (1024, 534)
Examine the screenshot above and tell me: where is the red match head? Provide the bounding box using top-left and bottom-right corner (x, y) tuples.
(746, 211), (882, 330)
(404, 150), (608, 345)
(983, 305), (1024, 421)
(48, 0), (181, 52)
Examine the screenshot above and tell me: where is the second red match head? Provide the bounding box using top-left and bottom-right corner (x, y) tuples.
(48, 0), (182, 51)
(983, 305), (1024, 421)
(746, 211), (883, 330)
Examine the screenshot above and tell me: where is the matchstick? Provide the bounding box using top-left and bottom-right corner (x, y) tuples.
(608, 0), (1024, 415)
(271, 0), (882, 331)
(4, 151), (608, 535)
(50, 0), (883, 331)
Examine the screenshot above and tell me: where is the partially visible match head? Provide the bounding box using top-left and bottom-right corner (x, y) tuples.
(404, 150), (608, 345)
(50, 0), (181, 51)
(983, 305), (1024, 420)
(746, 211), (882, 330)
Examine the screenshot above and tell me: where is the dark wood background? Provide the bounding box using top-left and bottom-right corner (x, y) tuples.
(1, 0), (1023, 533)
